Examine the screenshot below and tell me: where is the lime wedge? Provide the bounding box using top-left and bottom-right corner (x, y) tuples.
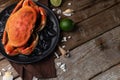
(50, 0), (62, 7)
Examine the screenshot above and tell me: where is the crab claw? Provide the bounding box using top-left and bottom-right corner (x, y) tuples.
(4, 44), (19, 56)
(36, 7), (46, 31)
(2, 31), (18, 56)
(19, 33), (38, 55)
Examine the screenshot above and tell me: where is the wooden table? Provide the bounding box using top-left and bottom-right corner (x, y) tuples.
(0, 0), (120, 80)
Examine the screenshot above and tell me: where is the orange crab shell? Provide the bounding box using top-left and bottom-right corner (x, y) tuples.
(2, 0), (46, 56)
(6, 6), (37, 47)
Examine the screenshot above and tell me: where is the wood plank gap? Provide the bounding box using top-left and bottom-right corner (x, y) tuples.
(76, 0), (114, 12)
(71, 24), (120, 51)
(13, 75), (20, 80)
(89, 61), (120, 80)
(76, 0), (102, 11)
(0, 57), (5, 61)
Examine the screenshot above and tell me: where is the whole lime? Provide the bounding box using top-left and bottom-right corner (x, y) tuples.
(60, 18), (74, 31)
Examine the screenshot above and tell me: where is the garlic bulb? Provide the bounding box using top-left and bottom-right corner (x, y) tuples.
(3, 72), (13, 80)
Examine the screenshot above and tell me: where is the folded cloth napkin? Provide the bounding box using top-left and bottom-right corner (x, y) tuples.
(10, 54), (56, 80)
(9, 0), (57, 80)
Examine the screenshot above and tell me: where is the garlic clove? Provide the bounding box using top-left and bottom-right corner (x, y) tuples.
(58, 46), (67, 56)
(3, 71), (13, 80)
(63, 9), (74, 14)
(63, 9), (74, 16)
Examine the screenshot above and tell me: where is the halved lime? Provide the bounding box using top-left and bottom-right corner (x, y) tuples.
(50, 0), (62, 7)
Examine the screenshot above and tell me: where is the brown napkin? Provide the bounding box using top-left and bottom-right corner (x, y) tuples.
(9, 0), (57, 80)
(10, 54), (56, 80)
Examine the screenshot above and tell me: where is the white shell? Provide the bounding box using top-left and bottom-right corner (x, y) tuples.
(2, 68), (6, 72)
(63, 37), (67, 41)
(54, 52), (60, 58)
(62, 45), (66, 48)
(68, 36), (71, 39)
(56, 62), (62, 67)
(56, 9), (62, 14)
(8, 66), (12, 70)
(58, 16), (61, 19)
(60, 63), (66, 72)
(52, 8), (56, 11)
(68, 2), (72, 6)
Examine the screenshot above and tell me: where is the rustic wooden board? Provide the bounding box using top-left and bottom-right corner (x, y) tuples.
(0, 0), (19, 12)
(53, 26), (120, 80)
(0, 54), (4, 60)
(0, 0), (120, 80)
(62, 2), (120, 50)
(91, 64), (120, 80)
(61, 0), (120, 23)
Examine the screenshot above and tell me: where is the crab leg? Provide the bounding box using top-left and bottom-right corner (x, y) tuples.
(11, 0), (24, 14)
(36, 7), (46, 31)
(2, 31), (8, 45)
(27, 0), (46, 31)
(28, 0), (36, 6)
(28, 0), (39, 13)
(20, 33), (38, 55)
(23, 0), (30, 6)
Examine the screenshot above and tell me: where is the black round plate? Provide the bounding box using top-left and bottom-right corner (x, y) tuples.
(0, 2), (60, 64)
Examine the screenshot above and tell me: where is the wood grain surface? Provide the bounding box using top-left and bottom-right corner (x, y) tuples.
(0, 0), (120, 80)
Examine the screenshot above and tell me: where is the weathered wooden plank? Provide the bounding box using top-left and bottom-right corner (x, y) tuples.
(0, 54), (4, 60)
(0, 0), (19, 12)
(0, 59), (19, 79)
(60, 0), (120, 23)
(91, 64), (120, 80)
(70, 0), (120, 23)
(53, 26), (120, 80)
(56, 0), (100, 10)
(62, 2), (120, 50)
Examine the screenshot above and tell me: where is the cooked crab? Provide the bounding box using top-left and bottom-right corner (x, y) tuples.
(2, 0), (46, 56)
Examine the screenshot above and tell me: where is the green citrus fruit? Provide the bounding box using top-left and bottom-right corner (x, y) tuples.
(50, 0), (62, 7)
(60, 18), (74, 31)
